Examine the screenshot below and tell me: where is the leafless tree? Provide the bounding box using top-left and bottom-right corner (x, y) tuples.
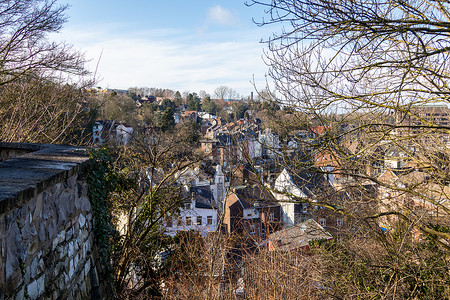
(214, 85), (239, 100)
(247, 0), (450, 243)
(0, 0), (90, 143)
(0, 0), (87, 84)
(243, 0), (450, 298)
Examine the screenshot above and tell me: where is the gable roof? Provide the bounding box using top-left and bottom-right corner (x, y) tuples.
(284, 168), (332, 198)
(189, 185), (216, 208)
(234, 185), (277, 205)
(268, 219), (333, 251)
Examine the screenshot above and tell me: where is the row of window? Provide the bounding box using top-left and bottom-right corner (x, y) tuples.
(318, 218), (344, 228)
(167, 215), (214, 227)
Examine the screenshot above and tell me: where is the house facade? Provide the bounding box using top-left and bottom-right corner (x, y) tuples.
(165, 199), (218, 237)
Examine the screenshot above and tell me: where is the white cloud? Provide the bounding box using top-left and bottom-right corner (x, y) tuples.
(207, 5), (238, 27)
(57, 24), (269, 96)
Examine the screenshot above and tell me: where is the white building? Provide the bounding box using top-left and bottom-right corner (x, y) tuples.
(258, 129), (281, 158)
(210, 165), (229, 209)
(273, 168), (331, 227)
(116, 123), (134, 145)
(273, 169), (309, 227)
(164, 199), (218, 237)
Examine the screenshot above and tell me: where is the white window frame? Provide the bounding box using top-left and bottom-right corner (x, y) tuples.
(319, 218), (326, 227)
(269, 212), (275, 222)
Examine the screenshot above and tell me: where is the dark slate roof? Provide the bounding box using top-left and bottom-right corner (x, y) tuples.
(233, 185), (277, 209)
(195, 201), (213, 209)
(286, 168), (332, 197)
(188, 185), (216, 208)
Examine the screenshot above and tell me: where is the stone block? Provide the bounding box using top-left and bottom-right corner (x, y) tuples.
(51, 183), (62, 197)
(80, 229), (88, 243)
(26, 274), (45, 300)
(78, 213), (86, 228)
(84, 258), (91, 278)
(68, 258), (74, 279)
(38, 222), (46, 242)
(74, 253), (79, 272)
(23, 265), (31, 282)
(47, 219), (57, 240)
(68, 241), (75, 258)
(57, 244), (68, 260)
(42, 192), (55, 220)
(6, 221), (21, 279)
(52, 230), (65, 251)
(80, 195), (91, 213)
(56, 189), (76, 226)
(67, 175), (78, 190)
(33, 193), (43, 220)
(14, 286), (24, 300)
(65, 226), (74, 241)
(30, 253), (44, 279)
(21, 220), (37, 242)
(63, 271), (70, 287)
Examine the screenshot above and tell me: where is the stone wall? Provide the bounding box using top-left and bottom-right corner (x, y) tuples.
(0, 142), (40, 162)
(0, 143), (101, 300)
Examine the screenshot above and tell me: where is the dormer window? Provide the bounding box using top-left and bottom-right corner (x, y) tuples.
(302, 204), (308, 213)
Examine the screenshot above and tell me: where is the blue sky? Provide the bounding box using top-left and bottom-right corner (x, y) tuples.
(59, 1), (276, 97)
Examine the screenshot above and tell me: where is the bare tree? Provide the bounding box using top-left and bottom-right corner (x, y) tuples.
(214, 85), (239, 100)
(0, 76), (87, 143)
(0, 0), (87, 84)
(247, 0), (450, 242)
(106, 131), (207, 298)
(0, 0), (90, 143)
(243, 0), (450, 298)
(214, 85), (231, 100)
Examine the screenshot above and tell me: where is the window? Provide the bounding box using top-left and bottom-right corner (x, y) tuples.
(186, 217), (192, 226)
(207, 216), (213, 225)
(302, 204), (308, 213)
(166, 218), (172, 227)
(249, 224), (255, 235)
(177, 218), (182, 226)
(319, 218), (326, 227)
(184, 202), (191, 210)
(269, 212), (275, 222)
(197, 216), (202, 225)
(336, 218), (343, 227)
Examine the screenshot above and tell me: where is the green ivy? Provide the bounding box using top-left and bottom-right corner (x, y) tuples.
(84, 147), (119, 274)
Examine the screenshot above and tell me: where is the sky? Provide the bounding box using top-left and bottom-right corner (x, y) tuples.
(57, 0), (277, 97)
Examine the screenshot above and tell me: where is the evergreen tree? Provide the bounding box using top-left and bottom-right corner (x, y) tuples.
(201, 96), (217, 115)
(160, 107), (175, 132)
(187, 93), (201, 111)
